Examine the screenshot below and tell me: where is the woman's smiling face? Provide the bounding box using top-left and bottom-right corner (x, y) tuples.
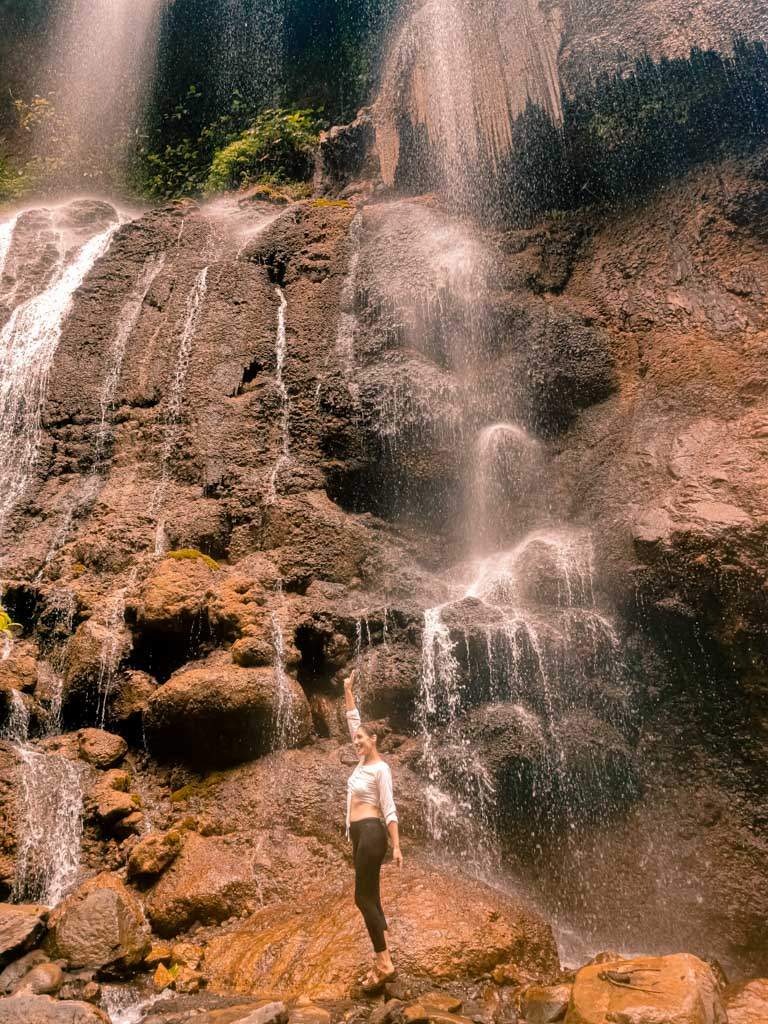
(354, 726), (376, 759)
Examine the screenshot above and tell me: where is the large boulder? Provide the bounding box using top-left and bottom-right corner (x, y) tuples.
(126, 829), (184, 883)
(145, 830), (334, 938)
(0, 904), (49, 968)
(203, 861), (559, 1000)
(63, 619), (130, 720)
(44, 873), (150, 974)
(725, 979), (768, 1024)
(143, 656), (312, 767)
(145, 833), (261, 937)
(355, 641), (422, 730)
(129, 555), (219, 635)
(0, 996), (109, 1024)
(564, 954), (727, 1024)
(77, 729), (127, 769)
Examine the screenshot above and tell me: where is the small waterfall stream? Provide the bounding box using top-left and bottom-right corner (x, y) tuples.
(1, 677), (86, 906)
(0, 218), (120, 536)
(94, 254), (167, 471)
(152, 266), (208, 552)
(267, 286), (291, 501)
(0, 214), (19, 277)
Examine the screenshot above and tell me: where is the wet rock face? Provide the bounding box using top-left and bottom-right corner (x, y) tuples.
(0, 996), (110, 1023)
(565, 954), (727, 1024)
(0, 157), (767, 981)
(560, 0), (768, 88)
(0, 904), (49, 968)
(44, 873), (150, 974)
(725, 979), (768, 1024)
(203, 862), (559, 1000)
(143, 655), (312, 767)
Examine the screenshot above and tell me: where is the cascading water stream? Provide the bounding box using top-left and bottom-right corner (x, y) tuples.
(42, 0), (165, 184)
(152, 266), (208, 552)
(95, 255), (167, 471)
(0, 218), (120, 537)
(267, 286), (291, 501)
(1, 681), (86, 906)
(0, 214), (19, 278)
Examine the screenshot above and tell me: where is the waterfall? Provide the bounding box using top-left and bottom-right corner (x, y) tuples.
(101, 985), (169, 1024)
(469, 423), (542, 553)
(418, 606), (497, 870)
(95, 255), (166, 471)
(1, 690), (30, 744)
(270, 610), (298, 750)
(152, 267), (208, 552)
(334, 212), (363, 400)
(41, 0), (164, 183)
(267, 287), (291, 501)
(95, 577), (134, 727)
(375, 0), (564, 200)
(0, 215), (19, 279)
(0, 219), (119, 537)
(12, 743), (86, 905)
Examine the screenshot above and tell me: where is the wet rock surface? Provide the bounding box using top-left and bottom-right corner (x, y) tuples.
(0, 996), (110, 1024)
(44, 874), (150, 973)
(203, 862), (558, 1000)
(0, 139), (766, 1024)
(0, 904), (49, 967)
(564, 954), (726, 1024)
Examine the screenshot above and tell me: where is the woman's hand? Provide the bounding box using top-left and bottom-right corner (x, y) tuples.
(392, 845), (403, 869)
(343, 669), (357, 711)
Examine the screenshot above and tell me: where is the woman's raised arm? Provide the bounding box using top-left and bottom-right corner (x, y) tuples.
(344, 670), (361, 740)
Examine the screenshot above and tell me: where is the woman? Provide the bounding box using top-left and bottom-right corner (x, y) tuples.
(344, 669), (403, 991)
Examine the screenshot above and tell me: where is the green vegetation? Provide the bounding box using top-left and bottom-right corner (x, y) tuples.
(138, 91), (322, 199)
(167, 548), (221, 571)
(0, 605), (21, 639)
(204, 108), (321, 194)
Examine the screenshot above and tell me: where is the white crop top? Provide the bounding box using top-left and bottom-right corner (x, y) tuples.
(345, 708), (398, 837)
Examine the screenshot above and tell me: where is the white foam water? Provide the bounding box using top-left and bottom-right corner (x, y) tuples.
(267, 286), (291, 500)
(0, 219), (119, 535)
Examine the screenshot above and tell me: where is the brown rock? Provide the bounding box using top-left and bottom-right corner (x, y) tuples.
(0, 995), (110, 1023)
(126, 829), (183, 881)
(63, 619), (130, 712)
(154, 962), (175, 991)
(12, 961), (64, 995)
(181, 1001), (289, 1024)
(725, 979), (768, 1024)
(105, 670), (157, 736)
(132, 555), (217, 629)
(0, 903), (49, 968)
(171, 941), (204, 969)
(87, 769), (138, 827)
(521, 983), (571, 1024)
(564, 954), (727, 1024)
(370, 999), (406, 1024)
(289, 1009), (331, 1024)
(0, 646), (39, 694)
(174, 964), (204, 993)
(44, 873), (150, 973)
(144, 657), (312, 768)
(146, 832), (262, 937)
(403, 1007), (429, 1024)
(421, 994), (463, 1014)
(204, 862), (558, 1000)
(0, 950), (50, 994)
(77, 728), (127, 768)
(144, 943), (172, 967)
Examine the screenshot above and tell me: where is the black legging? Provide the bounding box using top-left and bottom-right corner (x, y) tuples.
(350, 818), (389, 953)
